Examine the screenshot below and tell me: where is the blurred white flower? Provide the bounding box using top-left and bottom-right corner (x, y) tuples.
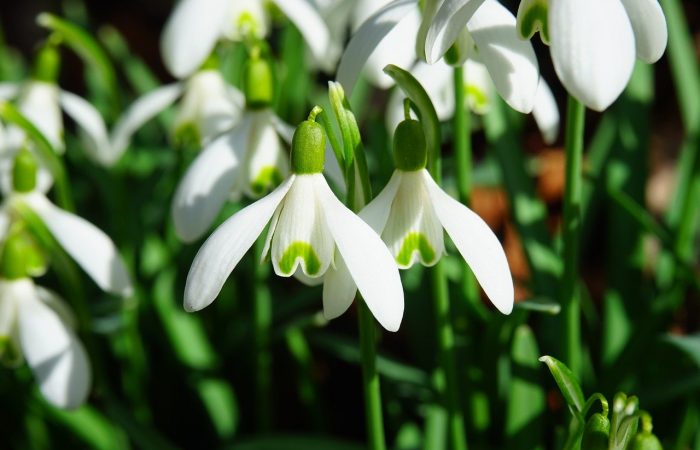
(184, 119), (404, 331)
(516, 0), (667, 110)
(0, 277), (90, 409)
(161, 0), (333, 78)
(109, 69), (244, 164)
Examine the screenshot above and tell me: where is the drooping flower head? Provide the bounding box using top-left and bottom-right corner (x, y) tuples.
(185, 107), (404, 331)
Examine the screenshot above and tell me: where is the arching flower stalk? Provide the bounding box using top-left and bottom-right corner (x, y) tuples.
(185, 108), (404, 332)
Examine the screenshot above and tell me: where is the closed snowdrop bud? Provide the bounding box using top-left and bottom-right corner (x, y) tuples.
(12, 148), (38, 193)
(32, 44), (60, 83)
(581, 413), (610, 450)
(393, 119), (426, 171)
(291, 116), (325, 174)
(630, 432), (663, 450)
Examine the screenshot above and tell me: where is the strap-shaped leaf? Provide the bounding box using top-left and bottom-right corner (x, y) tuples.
(539, 355), (585, 412)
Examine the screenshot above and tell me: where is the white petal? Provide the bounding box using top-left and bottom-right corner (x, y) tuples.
(17, 281), (90, 409)
(316, 175), (404, 331)
(110, 83), (183, 161)
(464, 58), (494, 115)
(22, 193), (133, 297)
(532, 78), (560, 145)
(422, 170), (513, 314)
(467, 0), (539, 113)
(322, 252), (357, 320)
(549, 0), (635, 111)
(273, 0), (332, 65)
(424, 0), (486, 64)
(242, 111), (289, 198)
(358, 170), (403, 232)
(58, 90), (112, 166)
(0, 208), (9, 241)
(35, 286), (77, 330)
(184, 175), (296, 312)
(160, 0), (229, 78)
(337, 0), (417, 94)
(0, 82), (20, 100)
(293, 266), (325, 286)
(172, 126), (246, 243)
(619, 0), (667, 63)
(0, 280), (19, 339)
(19, 82), (64, 152)
(270, 174), (335, 278)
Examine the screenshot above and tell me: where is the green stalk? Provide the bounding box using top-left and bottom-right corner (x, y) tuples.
(358, 301), (386, 450)
(560, 96), (586, 378)
(253, 237), (272, 432)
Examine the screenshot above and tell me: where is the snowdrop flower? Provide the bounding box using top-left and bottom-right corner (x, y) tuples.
(1, 150), (133, 297)
(330, 117), (513, 314)
(109, 67), (244, 164)
(161, 0), (332, 78)
(0, 46), (113, 167)
(386, 59), (560, 143)
(338, 0), (539, 113)
(0, 276), (90, 409)
(516, 0), (667, 110)
(185, 111), (404, 331)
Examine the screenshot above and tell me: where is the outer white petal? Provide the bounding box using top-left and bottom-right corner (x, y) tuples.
(270, 174), (335, 278)
(337, 0), (416, 94)
(160, 0), (229, 78)
(17, 281), (90, 409)
(19, 82), (64, 152)
(0, 82), (20, 100)
(322, 252), (357, 320)
(532, 78), (559, 145)
(22, 193), (132, 297)
(110, 83), (184, 161)
(58, 90), (112, 166)
(273, 0), (332, 66)
(421, 170), (513, 314)
(549, 0), (635, 111)
(358, 170), (403, 232)
(184, 176), (296, 312)
(316, 176), (404, 331)
(467, 0), (539, 113)
(242, 111), (289, 198)
(172, 125), (247, 243)
(424, 0), (486, 64)
(619, 0), (667, 63)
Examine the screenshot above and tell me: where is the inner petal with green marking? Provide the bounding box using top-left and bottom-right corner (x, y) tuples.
(396, 232), (438, 267)
(278, 241), (322, 276)
(517, 0), (550, 44)
(250, 166), (284, 196)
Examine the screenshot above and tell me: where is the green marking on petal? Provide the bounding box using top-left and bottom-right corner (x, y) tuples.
(517, 1), (549, 45)
(396, 232), (437, 267)
(466, 84), (490, 115)
(250, 166), (283, 196)
(278, 241), (321, 276)
(173, 122), (201, 149)
(237, 12), (259, 38)
(0, 335), (22, 367)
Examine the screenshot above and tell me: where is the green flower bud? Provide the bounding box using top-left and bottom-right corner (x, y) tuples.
(291, 117), (325, 174)
(1, 234), (30, 280)
(12, 149), (38, 193)
(629, 432), (663, 450)
(393, 119), (427, 171)
(244, 55), (274, 109)
(33, 44), (61, 83)
(581, 413), (610, 450)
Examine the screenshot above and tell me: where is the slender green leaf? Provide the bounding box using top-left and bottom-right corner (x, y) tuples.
(539, 355), (585, 412)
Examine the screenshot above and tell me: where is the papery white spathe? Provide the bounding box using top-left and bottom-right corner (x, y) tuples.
(161, 0), (333, 78)
(0, 80), (113, 166)
(337, 0), (539, 114)
(1, 191), (133, 297)
(109, 69), (244, 166)
(0, 278), (90, 409)
(518, 0), (667, 111)
(171, 108), (290, 243)
(386, 60), (560, 144)
(326, 168), (513, 316)
(185, 172), (404, 331)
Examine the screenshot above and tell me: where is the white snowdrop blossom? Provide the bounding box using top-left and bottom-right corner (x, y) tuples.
(386, 59), (560, 144)
(517, 0), (668, 110)
(109, 69), (244, 164)
(0, 277), (90, 409)
(161, 0), (333, 78)
(185, 117), (404, 331)
(337, 0), (539, 114)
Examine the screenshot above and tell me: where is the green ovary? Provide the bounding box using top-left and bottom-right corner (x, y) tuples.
(519, 3), (549, 44)
(251, 167), (283, 196)
(396, 232), (437, 267)
(278, 241), (321, 276)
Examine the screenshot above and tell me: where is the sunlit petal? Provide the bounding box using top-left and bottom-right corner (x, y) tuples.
(424, 0), (486, 64)
(273, 0), (332, 68)
(58, 90), (112, 166)
(619, 0), (667, 63)
(532, 77), (560, 145)
(322, 252), (357, 320)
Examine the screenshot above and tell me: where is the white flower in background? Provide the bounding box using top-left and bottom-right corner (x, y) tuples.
(108, 69), (244, 164)
(517, 0), (667, 111)
(161, 0), (333, 78)
(0, 277), (90, 409)
(327, 119), (513, 315)
(337, 0), (539, 114)
(386, 59), (560, 144)
(308, 0), (357, 71)
(185, 117), (404, 331)
(0, 150), (133, 297)
(171, 108), (291, 243)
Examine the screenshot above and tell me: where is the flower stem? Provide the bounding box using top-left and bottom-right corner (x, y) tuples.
(358, 300), (386, 450)
(253, 237), (272, 432)
(561, 95), (586, 378)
